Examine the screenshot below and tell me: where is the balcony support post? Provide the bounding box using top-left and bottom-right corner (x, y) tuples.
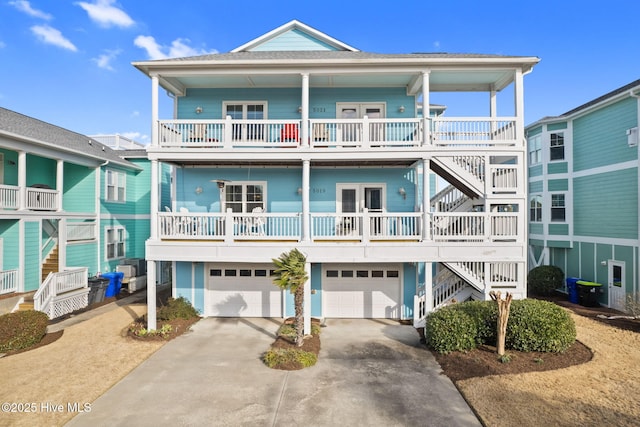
(151, 74), (159, 147)
(422, 157), (431, 241)
(56, 159), (63, 211)
(17, 151), (26, 210)
(301, 159), (310, 241)
(422, 70), (431, 146)
(514, 68), (525, 147)
(303, 261), (311, 335)
(301, 73), (309, 147)
(150, 160), (159, 239)
(147, 260), (157, 331)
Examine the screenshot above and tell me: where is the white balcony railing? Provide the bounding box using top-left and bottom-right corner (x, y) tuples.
(26, 187), (59, 211)
(157, 210), (517, 243)
(431, 117), (517, 145)
(67, 222), (97, 242)
(0, 269), (19, 295)
(0, 184), (19, 209)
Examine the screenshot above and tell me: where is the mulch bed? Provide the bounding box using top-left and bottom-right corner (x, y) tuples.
(266, 318), (322, 370)
(2, 330), (64, 357)
(127, 316), (200, 341)
(430, 293), (639, 383)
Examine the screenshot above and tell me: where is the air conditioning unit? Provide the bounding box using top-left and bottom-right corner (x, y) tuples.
(116, 264), (136, 279)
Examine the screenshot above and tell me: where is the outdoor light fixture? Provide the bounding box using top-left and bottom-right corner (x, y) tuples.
(195, 106), (203, 114)
(211, 179), (230, 189)
(297, 187), (303, 195)
(398, 105), (405, 113)
(398, 187), (406, 199)
(297, 106), (302, 113)
(195, 186), (203, 195)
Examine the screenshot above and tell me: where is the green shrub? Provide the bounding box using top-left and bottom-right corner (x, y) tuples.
(263, 348), (317, 369)
(278, 322), (321, 340)
(452, 301), (498, 345)
(527, 265), (564, 296)
(0, 310), (49, 352)
(157, 297), (200, 321)
(507, 299), (576, 352)
(424, 306), (477, 354)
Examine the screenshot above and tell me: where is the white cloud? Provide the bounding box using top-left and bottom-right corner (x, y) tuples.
(9, 1), (52, 20)
(134, 35), (217, 60)
(130, 111), (140, 118)
(76, 0), (134, 28)
(0, 41), (6, 49)
(92, 48), (121, 70)
(433, 41), (441, 49)
(121, 131), (148, 144)
(31, 25), (77, 51)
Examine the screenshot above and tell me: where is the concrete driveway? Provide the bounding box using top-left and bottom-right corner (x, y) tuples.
(66, 318), (480, 426)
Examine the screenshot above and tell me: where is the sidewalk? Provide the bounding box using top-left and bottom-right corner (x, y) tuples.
(0, 291), (164, 427)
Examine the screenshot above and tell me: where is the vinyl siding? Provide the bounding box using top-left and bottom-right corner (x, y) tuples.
(249, 29), (339, 51)
(160, 163), (172, 211)
(529, 164), (543, 178)
(179, 87), (415, 120)
(529, 223), (543, 234)
(573, 169), (637, 238)
(24, 221), (39, 291)
(26, 155), (55, 187)
(566, 246), (581, 278)
(547, 162), (568, 174)
(548, 122), (567, 131)
(529, 180), (543, 193)
(547, 240), (571, 248)
(548, 224), (569, 235)
(573, 97), (638, 172)
(0, 149), (18, 185)
(67, 242), (98, 275)
(0, 220), (19, 270)
(526, 126), (543, 137)
(547, 179), (568, 191)
(101, 219), (148, 271)
(64, 164), (97, 213)
(579, 242), (596, 281)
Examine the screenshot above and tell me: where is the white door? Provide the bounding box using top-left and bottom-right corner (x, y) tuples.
(206, 264), (282, 317)
(608, 261), (625, 312)
(323, 264), (401, 318)
(337, 103), (385, 144)
(337, 184), (385, 236)
(224, 102), (267, 141)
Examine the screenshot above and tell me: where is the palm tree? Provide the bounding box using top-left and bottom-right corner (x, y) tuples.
(272, 248), (309, 347)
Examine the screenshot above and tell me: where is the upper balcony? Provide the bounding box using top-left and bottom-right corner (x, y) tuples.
(154, 117), (520, 152)
(0, 184), (59, 211)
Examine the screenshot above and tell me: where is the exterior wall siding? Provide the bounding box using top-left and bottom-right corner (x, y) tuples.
(547, 162), (568, 174)
(0, 220), (19, 270)
(26, 155), (55, 187)
(528, 164), (543, 178)
(24, 221), (39, 291)
(529, 180), (543, 193)
(547, 179), (568, 191)
(67, 242), (98, 275)
(64, 164), (96, 213)
(573, 169), (637, 238)
(0, 149), (18, 185)
(573, 97), (638, 172)
(249, 29), (339, 51)
(548, 224), (569, 235)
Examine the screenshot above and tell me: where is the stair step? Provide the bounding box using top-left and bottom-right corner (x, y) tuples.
(18, 302), (34, 310)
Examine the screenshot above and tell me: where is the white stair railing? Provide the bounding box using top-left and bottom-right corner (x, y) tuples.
(34, 268), (88, 318)
(430, 185), (469, 212)
(0, 269), (19, 295)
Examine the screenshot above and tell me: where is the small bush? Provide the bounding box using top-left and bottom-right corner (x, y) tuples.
(263, 348), (317, 369)
(527, 265), (564, 296)
(507, 299), (576, 352)
(425, 306), (477, 354)
(0, 310), (49, 352)
(157, 297), (200, 321)
(452, 301), (498, 345)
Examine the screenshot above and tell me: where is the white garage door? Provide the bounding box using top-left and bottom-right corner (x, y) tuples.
(206, 264), (282, 317)
(323, 264), (401, 319)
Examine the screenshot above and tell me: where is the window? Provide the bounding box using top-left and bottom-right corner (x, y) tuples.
(551, 194), (566, 222)
(528, 134), (542, 165)
(105, 170), (126, 202)
(225, 182), (266, 213)
(224, 102), (267, 141)
(105, 226), (125, 259)
(550, 132), (565, 161)
(530, 196), (542, 222)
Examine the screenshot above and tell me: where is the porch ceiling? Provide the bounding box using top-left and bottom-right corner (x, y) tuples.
(170, 159), (415, 168)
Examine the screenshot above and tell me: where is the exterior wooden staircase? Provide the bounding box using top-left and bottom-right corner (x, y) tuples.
(42, 245), (59, 282)
(16, 292), (36, 311)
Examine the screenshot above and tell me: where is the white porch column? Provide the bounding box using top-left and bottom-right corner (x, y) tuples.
(301, 73), (309, 147)
(150, 160), (159, 239)
(147, 260), (157, 330)
(17, 151), (26, 210)
(424, 262), (433, 313)
(301, 159), (310, 241)
(304, 261), (311, 335)
(422, 158), (431, 241)
(514, 69), (525, 145)
(151, 74), (159, 147)
(58, 218), (67, 270)
(56, 159), (63, 212)
(422, 70), (431, 146)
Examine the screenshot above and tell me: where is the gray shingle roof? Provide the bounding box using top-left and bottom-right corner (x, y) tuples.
(562, 79), (640, 116)
(0, 108), (140, 170)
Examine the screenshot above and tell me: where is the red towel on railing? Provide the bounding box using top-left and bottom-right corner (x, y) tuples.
(281, 123), (299, 142)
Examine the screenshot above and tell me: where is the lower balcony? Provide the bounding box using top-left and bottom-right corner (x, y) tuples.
(157, 210), (520, 243)
(0, 184), (60, 211)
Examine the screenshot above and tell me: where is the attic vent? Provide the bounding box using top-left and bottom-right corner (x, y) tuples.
(627, 127), (638, 147)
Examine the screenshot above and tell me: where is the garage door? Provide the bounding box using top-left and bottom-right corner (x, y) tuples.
(323, 264), (401, 319)
(206, 264), (282, 317)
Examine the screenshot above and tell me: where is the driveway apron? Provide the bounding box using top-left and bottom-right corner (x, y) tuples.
(67, 318), (480, 427)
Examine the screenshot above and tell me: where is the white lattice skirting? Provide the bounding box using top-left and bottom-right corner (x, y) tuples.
(47, 289), (89, 319)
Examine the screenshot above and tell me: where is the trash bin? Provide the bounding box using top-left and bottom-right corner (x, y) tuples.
(88, 277), (109, 304)
(102, 272), (125, 298)
(566, 277), (581, 304)
(576, 280), (602, 307)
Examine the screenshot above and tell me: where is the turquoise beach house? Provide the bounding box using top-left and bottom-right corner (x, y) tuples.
(0, 108), (150, 318)
(134, 20), (539, 331)
(527, 79), (640, 312)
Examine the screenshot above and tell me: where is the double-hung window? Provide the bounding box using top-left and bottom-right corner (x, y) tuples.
(106, 226), (126, 259)
(550, 132), (565, 161)
(106, 170), (126, 202)
(551, 194), (566, 222)
(225, 182), (266, 213)
(528, 134), (542, 165)
(529, 196), (542, 222)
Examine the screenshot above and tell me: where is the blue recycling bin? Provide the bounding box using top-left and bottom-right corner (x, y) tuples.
(102, 272), (125, 297)
(566, 277), (581, 304)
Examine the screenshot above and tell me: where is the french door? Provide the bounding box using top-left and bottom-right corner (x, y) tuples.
(224, 102), (267, 141)
(336, 184), (385, 235)
(337, 103), (385, 143)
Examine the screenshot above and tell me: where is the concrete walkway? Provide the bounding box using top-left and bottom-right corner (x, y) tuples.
(67, 317), (480, 426)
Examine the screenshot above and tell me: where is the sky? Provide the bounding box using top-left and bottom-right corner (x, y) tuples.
(0, 0), (638, 145)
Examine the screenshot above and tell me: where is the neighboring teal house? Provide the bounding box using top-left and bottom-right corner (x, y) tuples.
(527, 79), (640, 312)
(0, 108), (150, 317)
(134, 20), (539, 331)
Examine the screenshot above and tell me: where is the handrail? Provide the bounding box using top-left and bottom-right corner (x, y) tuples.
(34, 268), (88, 317)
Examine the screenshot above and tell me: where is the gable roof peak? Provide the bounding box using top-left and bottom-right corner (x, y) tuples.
(231, 19), (359, 53)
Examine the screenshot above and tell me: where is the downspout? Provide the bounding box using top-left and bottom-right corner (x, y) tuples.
(630, 90), (640, 297)
(96, 160), (108, 274)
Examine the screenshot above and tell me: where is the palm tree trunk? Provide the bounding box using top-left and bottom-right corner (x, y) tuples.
(294, 286), (304, 347)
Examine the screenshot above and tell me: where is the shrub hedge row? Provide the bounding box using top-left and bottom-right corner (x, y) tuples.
(425, 299), (575, 354)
